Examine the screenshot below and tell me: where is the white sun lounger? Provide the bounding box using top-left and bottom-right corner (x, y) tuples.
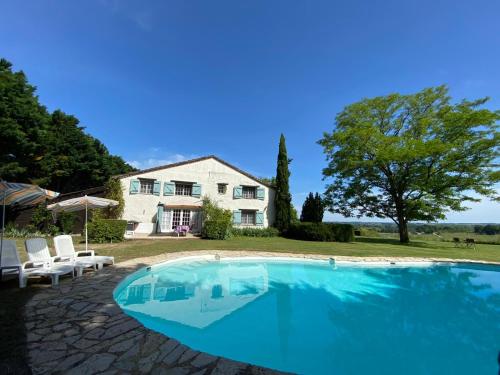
(25, 238), (80, 281)
(1, 240), (72, 288)
(53, 235), (114, 271)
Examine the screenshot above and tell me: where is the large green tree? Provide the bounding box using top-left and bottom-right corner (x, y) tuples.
(0, 58), (133, 192)
(275, 134), (292, 232)
(318, 86), (499, 243)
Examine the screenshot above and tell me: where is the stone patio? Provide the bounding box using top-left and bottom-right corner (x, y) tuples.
(24, 250), (498, 374)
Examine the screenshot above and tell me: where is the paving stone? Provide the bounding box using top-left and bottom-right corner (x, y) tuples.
(162, 344), (188, 366)
(31, 349), (67, 364)
(66, 353), (116, 375)
(100, 319), (140, 340)
(191, 369), (208, 375)
(73, 338), (99, 349)
(42, 332), (63, 341)
(179, 349), (199, 364)
(157, 339), (180, 361)
(211, 358), (249, 375)
(138, 351), (159, 373)
(108, 337), (139, 353)
(53, 322), (72, 331)
(84, 327), (105, 340)
(141, 332), (167, 356)
(191, 353), (218, 368)
(54, 353), (86, 371)
(26, 332), (41, 343)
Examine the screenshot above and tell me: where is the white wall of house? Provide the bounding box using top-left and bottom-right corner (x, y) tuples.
(119, 157), (276, 235)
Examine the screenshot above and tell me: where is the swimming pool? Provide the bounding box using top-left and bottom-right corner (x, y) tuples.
(113, 256), (500, 374)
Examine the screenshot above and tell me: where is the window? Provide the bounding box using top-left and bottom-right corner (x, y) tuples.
(241, 210), (256, 225)
(175, 183), (192, 196)
(242, 186), (256, 199)
(139, 179), (154, 195)
(218, 184), (227, 194)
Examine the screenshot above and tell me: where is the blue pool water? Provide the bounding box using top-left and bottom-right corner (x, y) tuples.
(113, 257), (500, 374)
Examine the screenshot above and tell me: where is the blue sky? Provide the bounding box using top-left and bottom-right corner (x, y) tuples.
(1, 0), (499, 222)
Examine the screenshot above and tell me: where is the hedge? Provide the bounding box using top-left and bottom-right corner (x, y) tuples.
(285, 222), (354, 242)
(202, 220), (232, 240)
(231, 227), (279, 237)
(87, 219), (127, 243)
(327, 223), (355, 242)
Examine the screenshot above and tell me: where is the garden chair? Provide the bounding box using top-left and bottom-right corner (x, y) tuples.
(53, 235), (114, 270)
(0, 239), (74, 287)
(25, 237), (81, 281)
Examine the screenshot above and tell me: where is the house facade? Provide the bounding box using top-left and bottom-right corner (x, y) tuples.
(117, 156), (276, 235)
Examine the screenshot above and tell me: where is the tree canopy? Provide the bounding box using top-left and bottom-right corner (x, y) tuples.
(0, 58), (134, 193)
(300, 192), (324, 223)
(318, 86), (499, 243)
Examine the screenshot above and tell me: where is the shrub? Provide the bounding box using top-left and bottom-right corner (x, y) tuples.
(285, 222), (354, 242)
(3, 223), (45, 238)
(58, 211), (76, 234)
(285, 222), (335, 242)
(202, 220), (232, 240)
(231, 227), (279, 237)
(87, 219), (127, 243)
(201, 197), (233, 240)
(327, 223), (355, 242)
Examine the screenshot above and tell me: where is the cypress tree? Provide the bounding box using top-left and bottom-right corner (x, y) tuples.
(275, 134), (292, 232)
(314, 192), (325, 222)
(300, 193), (315, 222)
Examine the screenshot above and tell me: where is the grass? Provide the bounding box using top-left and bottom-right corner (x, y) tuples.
(87, 236), (499, 263)
(378, 232), (500, 245)
(9, 234), (500, 264)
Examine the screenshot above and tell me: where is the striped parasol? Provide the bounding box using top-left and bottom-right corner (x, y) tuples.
(1, 181), (60, 271)
(0, 181), (59, 206)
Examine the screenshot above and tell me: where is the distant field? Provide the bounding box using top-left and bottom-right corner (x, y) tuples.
(377, 232), (500, 245)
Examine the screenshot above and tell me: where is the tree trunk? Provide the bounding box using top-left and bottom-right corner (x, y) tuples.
(398, 221), (409, 243)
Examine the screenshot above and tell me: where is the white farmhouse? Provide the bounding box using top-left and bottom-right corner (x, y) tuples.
(116, 155), (276, 235)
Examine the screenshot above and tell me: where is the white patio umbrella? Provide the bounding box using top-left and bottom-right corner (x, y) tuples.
(47, 195), (118, 252)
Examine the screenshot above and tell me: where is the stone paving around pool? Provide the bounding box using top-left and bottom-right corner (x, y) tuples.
(24, 250), (497, 374)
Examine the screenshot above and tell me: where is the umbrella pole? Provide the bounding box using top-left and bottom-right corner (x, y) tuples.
(85, 200), (88, 252)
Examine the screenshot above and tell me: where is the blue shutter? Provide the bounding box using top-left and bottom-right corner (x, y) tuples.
(129, 179), (140, 194)
(256, 187), (265, 200)
(153, 180), (161, 196)
(163, 182), (175, 196)
(233, 210), (242, 224)
(156, 205), (164, 233)
(233, 186), (242, 199)
(192, 184), (202, 198)
(256, 211), (264, 225)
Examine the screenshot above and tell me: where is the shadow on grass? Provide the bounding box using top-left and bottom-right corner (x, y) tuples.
(354, 236), (443, 249)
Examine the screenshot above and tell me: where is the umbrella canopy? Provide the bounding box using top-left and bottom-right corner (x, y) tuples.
(47, 195), (118, 252)
(0, 181), (59, 206)
(1, 181), (60, 272)
(47, 195), (118, 213)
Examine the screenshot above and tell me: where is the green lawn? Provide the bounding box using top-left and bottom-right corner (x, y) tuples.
(87, 236), (500, 263)
(9, 235), (500, 264)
